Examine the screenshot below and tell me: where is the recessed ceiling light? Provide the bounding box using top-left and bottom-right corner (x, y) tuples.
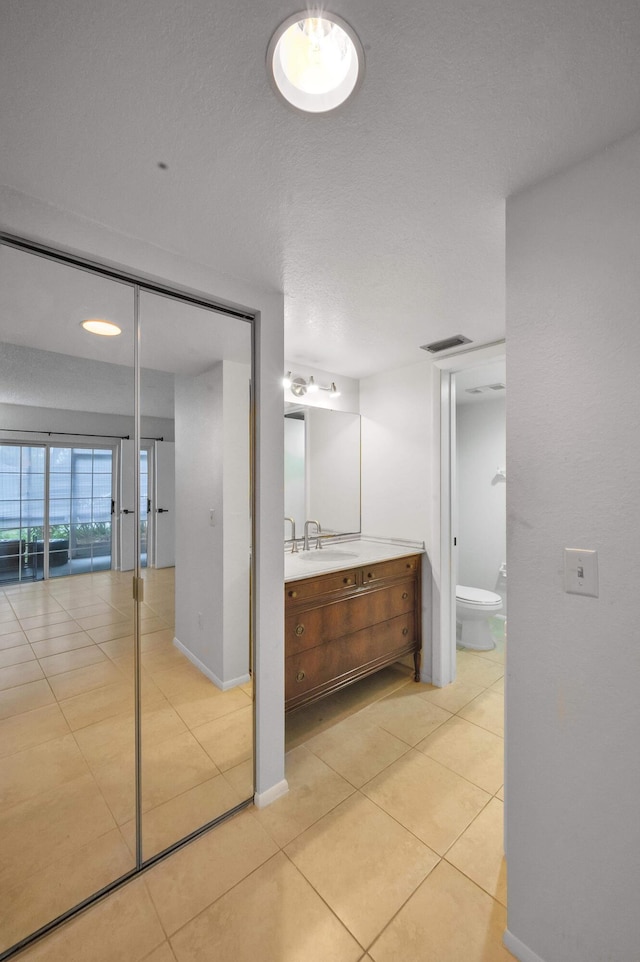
(81, 318), (122, 336)
(267, 12), (364, 114)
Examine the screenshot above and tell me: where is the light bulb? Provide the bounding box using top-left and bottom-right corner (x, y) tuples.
(282, 371), (292, 389)
(267, 12), (364, 113)
(329, 382), (340, 398)
(307, 376), (319, 393)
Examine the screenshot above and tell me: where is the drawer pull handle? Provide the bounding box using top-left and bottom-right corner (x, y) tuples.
(288, 590), (298, 598)
(402, 591), (409, 600)
(406, 562), (412, 568)
(296, 670), (306, 682)
(402, 627), (409, 636)
(367, 571), (374, 579)
(295, 624), (305, 636)
(343, 577), (351, 584)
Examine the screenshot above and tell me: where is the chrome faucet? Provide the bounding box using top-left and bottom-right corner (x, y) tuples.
(303, 519), (322, 551)
(284, 517), (298, 553)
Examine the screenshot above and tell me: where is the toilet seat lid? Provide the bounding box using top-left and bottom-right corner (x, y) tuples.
(456, 585), (502, 606)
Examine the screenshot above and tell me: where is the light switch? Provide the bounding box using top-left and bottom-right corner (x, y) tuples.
(564, 548), (598, 597)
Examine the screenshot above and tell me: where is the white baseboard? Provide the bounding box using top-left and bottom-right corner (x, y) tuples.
(173, 636), (250, 691)
(254, 779), (289, 809)
(503, 930), (546, 962)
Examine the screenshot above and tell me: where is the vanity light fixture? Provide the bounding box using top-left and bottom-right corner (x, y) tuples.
(285, 374), (340, 399)
(267, 11), (365, 114)
(81, 318), (122, 337)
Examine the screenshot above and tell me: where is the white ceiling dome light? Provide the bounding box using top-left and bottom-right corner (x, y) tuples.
(81, 318), (122, 336)
(267, 12), (365, 114)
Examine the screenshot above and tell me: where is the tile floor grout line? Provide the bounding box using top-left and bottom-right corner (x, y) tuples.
(160, 847), (288, 946)
(281, 847), (370, 953)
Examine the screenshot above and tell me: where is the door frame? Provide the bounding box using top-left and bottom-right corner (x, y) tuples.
(434, 340), (505, 686)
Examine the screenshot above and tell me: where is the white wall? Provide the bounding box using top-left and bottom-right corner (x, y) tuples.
(174, 364), (225, 680)
(284, 416), (305, 534)
(221, 360), (251, 685)
(1, 186), (286, 803)
(0, 402), (173, 443)
(306, 408), (360, 534)
(360, 359), (434, 679)
(505, 130), (640, 962)
(456, 397), (506, 591)
(175, 359), (250, 689)
(0, 341), (175, 419)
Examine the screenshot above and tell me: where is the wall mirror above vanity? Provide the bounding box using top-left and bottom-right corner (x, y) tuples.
(284, 403), (361, 541)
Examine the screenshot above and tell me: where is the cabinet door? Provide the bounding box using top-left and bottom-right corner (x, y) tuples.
(286, 580), (416, 653)
(286, 612), (416, 706)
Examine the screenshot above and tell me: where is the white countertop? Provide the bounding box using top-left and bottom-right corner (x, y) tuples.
(284, 537), (425, 581)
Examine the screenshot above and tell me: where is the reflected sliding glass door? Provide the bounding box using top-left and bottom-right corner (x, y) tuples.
(0, 236), (254, 960)
(0, 444), (45, 585)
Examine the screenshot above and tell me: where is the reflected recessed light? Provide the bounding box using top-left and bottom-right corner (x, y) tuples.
(81, 318), (122, 336)
(267, 12), (364, 113)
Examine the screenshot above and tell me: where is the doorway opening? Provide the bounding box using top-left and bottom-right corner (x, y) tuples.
(435, 342), (506, 686)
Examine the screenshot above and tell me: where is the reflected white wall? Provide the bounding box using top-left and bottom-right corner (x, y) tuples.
(456, 396), (506, 592)
(174, 359), (250, 689)
(284, 416), (305, 533)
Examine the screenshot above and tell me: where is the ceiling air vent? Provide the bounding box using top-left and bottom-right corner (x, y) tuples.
(488, 383), (505, 391)
(420, 335), (472, 354)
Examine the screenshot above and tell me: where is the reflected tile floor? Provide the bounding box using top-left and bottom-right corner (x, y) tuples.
(0, 568), (253, 956)
(10, 620), (514, 962)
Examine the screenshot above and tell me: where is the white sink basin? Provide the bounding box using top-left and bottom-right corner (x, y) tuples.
(298, 549), (359, 562)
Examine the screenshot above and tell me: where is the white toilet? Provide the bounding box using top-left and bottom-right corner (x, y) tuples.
(456, 585), (503, 651)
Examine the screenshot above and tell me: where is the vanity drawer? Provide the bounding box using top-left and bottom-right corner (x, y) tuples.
(286, 611), (417, 702)
(360, 555), (420, 585)
(285, 568), (358, 603)
(285, 579), (416, 654)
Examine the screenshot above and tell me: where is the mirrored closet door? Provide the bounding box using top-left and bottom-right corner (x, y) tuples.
(0, 238), (254, 958)
(137, 290), (254, 861)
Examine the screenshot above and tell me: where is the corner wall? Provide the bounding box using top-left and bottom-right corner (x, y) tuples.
(360, 359), (434, 677)
(505, 130), (640, 961)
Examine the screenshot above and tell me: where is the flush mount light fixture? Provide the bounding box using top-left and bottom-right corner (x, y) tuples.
(267, 11), (365, 113)
(81, 318), (122, 337)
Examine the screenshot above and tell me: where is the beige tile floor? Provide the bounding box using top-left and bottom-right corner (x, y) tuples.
(7, 618), (513, 962)
(0, 568), (253, 955)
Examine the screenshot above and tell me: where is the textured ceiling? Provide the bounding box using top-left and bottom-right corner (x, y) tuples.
(2, 0), (640, 378)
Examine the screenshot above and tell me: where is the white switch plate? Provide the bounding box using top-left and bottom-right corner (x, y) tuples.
(564, 548), (598, 597)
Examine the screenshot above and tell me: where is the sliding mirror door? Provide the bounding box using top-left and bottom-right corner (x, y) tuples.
(0, 243), (137, 953)
(137, 290), (254, 860)
(0, 239), (255, 956)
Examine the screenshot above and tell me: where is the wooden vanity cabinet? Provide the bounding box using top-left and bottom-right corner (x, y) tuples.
(285, 554), (422, 712)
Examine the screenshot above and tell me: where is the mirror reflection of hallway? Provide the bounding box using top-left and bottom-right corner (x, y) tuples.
(137, 289), (254, 861)
(0, 240), (255, 955)
(0, 243), (138, 952)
